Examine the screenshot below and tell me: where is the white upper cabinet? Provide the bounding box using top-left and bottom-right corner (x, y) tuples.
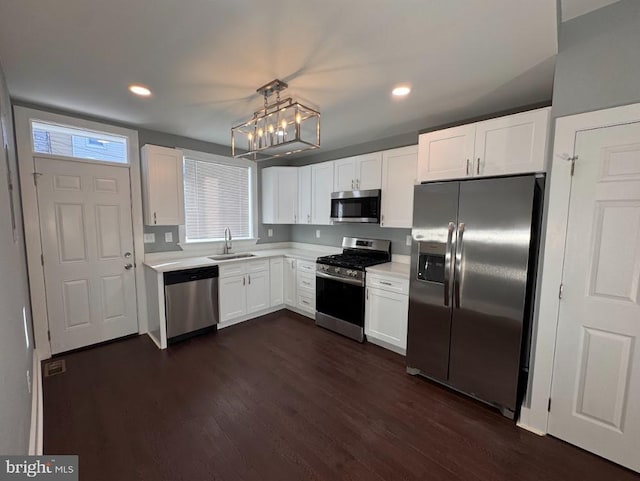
(311, 161), (334, 225)
(380, 146), (418, 228)
(141, 144), (185, 225)
(262, 167), (298, 224)
(417, 107), (550, 182)
(298, 165), (312, 224)
(417, 124), (475, 182)
(333, 152), (382, 191)
(474, 108), (550, 177)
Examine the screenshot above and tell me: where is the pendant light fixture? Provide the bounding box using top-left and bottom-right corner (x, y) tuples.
(231, 79), (320, 161)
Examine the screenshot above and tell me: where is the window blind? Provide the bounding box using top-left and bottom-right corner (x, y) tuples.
(183, 157), (252, 241)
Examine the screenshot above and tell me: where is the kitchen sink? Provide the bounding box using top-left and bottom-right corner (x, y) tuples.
(208, 253), (256, 261)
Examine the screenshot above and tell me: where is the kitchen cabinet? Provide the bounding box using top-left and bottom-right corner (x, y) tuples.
(365, 273), (409, 355)
(295, 261), (316, 315)
(417, 107), (550, 182)
(311, 161), (334, 225)
(297, 165), (312, 224)
(269, 257), (284, 306)
(380, 146), (418, 228)
(262, 167), (298, 224)
(284, 257), (297, 306)
(219, 259), (270, 323)
(141, 144), (185, 225)
(333, 152), (382, 191)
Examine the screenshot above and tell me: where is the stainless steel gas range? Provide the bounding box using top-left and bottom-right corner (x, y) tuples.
(315, 237), (391, 342)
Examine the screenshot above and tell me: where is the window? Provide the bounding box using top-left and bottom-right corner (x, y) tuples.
(31, 120), (128, 164)
(183, 153), (255, 242)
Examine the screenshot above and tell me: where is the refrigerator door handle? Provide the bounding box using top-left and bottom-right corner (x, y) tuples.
(454, 222), (465, 308)
(444, 222), (455, 306)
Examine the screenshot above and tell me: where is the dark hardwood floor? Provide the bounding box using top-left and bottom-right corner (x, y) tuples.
(44, 311), (638, 481)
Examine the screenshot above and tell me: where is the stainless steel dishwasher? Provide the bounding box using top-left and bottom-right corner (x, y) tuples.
(164, 266), (219, 342)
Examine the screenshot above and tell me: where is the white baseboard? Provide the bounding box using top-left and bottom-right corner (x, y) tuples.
(28, 349), (43, 455)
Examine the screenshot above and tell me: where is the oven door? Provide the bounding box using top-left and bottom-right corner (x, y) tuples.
(316, 273), (365, 339)
(330, 190), (380, 223)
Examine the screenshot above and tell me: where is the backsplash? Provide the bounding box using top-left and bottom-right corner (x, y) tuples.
(290, 224), (412, 255)
(143, 225), (181, 253)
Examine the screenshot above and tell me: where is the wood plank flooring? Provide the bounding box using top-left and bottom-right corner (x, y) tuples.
(43, 311), (639, 481)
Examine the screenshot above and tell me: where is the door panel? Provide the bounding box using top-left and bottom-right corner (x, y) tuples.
(407, 182), (459, 381)
(417, 124), (475, 182)
(449, 175), (536, 410)
(219, 275), (247, 322)
(334, 158), (357, 191)
(311, 162), (334, 225)
(549, 122), (640, 472)
(247, 271), (269, 314)
(357, 153), (382, 190)
(36, 158), (138, 354)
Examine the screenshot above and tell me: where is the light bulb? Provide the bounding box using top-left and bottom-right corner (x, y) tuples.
(257, 128), (264, 137)
(281, 119), (287, 130)
(295, 113), (302, 124)
(247, 133), (253, 140)
(268, 124), (274, 133)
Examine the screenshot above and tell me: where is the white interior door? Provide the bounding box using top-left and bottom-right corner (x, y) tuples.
(36, 158), (138, 354)
(549, 122), (640, 472)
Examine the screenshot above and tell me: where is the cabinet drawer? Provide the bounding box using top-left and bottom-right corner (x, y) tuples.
(296, 259), (316, 273)
(297, 271), (316, 292)
(367, 273), (409, 295)
(246, 259), (269, 272)
(297, 292), (315, 313)
(219, 261), (246, 278)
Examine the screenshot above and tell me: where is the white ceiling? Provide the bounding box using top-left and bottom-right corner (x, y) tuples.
(0, 1), (558, 155)
(560, 0), (620, 22)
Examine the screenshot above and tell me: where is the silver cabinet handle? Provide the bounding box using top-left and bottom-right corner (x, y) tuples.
(466, 159), (470, 176)
(381, 214), (384, 227)
(124, 263), (133, 270)
(366, 288), (369, 300)
(444, 222), (455, 307)
(380, 281), (392, 286)
(153, 212), (157, 224)
(243, 276), (246, 286)
(454, 222), (465, 308)
(356, 179), (360, 189)
(351, 179), (354, 189)
(476, 157), (480, 175)
(248, 274), (251, 285)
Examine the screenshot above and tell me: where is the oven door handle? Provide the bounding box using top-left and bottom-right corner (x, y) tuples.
(315, 271), (364, 287)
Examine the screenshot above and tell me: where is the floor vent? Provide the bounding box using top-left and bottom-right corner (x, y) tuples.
(44, 359), (66, 377)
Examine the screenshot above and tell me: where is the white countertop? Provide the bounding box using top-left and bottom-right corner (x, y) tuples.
(366, 262), (411, 279)
(144, 246), (340, 273)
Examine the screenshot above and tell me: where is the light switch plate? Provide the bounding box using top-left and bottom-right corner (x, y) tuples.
(315, 229), (321, 238)
(143, 233), (155, 243)
(267, 229), (273, 237)
(406, 235), (412, 246)
(165, 232), (173, 243)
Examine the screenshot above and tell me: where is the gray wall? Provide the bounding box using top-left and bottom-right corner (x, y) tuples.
(0, 61), (34, 454)
(553, 0), (640, 118)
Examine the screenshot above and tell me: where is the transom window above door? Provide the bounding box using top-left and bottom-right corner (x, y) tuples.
(31, 120), (129, 164)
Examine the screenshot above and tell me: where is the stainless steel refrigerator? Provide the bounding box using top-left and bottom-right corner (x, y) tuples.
(406, 174), (544, 418)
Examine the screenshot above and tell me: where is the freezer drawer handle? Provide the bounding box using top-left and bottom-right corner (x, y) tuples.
(454, 222), (465, 308)
(444, 222), (455, 306)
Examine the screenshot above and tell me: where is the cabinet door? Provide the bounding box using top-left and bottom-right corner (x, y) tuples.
(365, 287), (409, 351)
(297, 165), (312, 224)
(417, 125), (475, 182)
(269, 257), (284, 306)
(333, 158), (357, 191)
(381, 146), (418, 228)
(246, 270), (270, 314)
(311, 161), (334, 225)
(261, 167), (276, 224)
(356, 152), (383, 190)
(219, 275), (247, 322)
(283, 258), (297, 306)
(474, 108), (550, 177)
(276, 167), (298, 224)
(141, 145), (185, 225)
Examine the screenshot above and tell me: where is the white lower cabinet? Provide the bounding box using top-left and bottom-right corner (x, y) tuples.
(246, 270), (270, 314)
(365, 273), (409, 355)
(219, 260), (270, 323)
(284, 257), (297, 306)
(269, 257), (284, 306)
(219, 275), (248, 322)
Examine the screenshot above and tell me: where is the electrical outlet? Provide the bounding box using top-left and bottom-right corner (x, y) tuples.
(315, 229), (321, 238)
(406, 235), (412, 246)
(165, 231), (173, 243)
(267, 229), (273, 237)
(143, 233), (155, 243)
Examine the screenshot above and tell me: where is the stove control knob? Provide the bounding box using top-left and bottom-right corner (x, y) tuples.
(351, 271), (358, 277)
(335, 268), (341, 274)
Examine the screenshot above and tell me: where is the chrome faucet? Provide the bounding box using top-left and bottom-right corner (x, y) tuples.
(223, 227), (232, 254)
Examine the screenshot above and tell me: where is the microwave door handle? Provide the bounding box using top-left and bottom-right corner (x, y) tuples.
(454, 222), (465, 308)
(444, 222), (455, 306)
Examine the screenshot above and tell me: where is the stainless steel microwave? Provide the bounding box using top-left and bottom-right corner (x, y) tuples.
(330, 189), (381, 223)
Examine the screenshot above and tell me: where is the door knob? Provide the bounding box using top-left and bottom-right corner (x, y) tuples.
(124, 263), (133, 270)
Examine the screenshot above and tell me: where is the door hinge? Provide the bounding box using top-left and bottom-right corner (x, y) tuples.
(567, 155), (578, 176)
(40, 254), (44, 266)
(547, 398), (552, 412)
(33, 172), (43, 185)
(558, 283), (564, 299)
(47, 330), (51, 341)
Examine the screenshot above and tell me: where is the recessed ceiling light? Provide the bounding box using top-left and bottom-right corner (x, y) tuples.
(129, 84), (152, 97)
(392, 85), (411, 97)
